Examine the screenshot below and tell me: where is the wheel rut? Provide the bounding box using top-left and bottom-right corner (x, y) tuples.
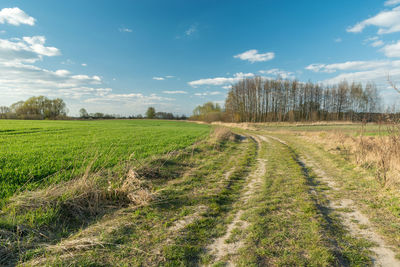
(206, 135), (266, 266)
(265, 134), (400, 267)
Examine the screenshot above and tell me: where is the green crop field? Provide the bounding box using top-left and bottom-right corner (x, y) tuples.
(0, 120), (210, 200)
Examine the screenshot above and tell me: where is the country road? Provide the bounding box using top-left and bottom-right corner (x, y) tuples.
(207, 127), (400, 266)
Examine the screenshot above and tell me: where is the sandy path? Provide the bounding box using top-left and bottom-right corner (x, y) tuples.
(206, 135), (266, 266)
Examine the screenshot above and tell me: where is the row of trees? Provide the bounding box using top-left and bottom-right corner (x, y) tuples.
(223, 77), (382, 122)
(0, 96), (67, 120)
(144, 107), (187, 120)
(78, 107), (187, 120)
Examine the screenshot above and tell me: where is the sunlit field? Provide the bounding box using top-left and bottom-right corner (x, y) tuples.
(0, 120), (210, 199)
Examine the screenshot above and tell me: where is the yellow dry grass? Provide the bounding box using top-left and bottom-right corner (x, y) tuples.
(299, 125), (400, 187)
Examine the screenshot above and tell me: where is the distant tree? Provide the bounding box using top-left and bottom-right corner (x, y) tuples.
(8, 96), (67, 119)
(155, 112), (175, 120)
(146, 107), (156, 119)
(79, 108), (89, 118)
(191, 102), (223, 122)
(0, 106), (10, 119)
(92, 112), (104, 119)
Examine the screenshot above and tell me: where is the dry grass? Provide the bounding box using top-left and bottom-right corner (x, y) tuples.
(7, 163), (154, 223)
(299, 125), (400, 187)
(211, 127), (236, 142)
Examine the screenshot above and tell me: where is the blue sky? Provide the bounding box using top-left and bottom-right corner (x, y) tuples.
(1, 0), (400, 115)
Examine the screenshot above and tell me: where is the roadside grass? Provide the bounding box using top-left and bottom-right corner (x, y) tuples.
(235, 135), (372, 266)
(9, 128), (257, 266)
(255, 122), (388, 136)
(270, 131), (400, 260)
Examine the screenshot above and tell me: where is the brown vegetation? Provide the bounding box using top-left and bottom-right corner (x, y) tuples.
(300, 126), (400, 187)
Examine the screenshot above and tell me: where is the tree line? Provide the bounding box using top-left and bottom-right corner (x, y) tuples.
(0, 97), (187, 120)
(77, 107), (187, 120)
(0, 96), (67, 120)
(192, 77), (383, 122)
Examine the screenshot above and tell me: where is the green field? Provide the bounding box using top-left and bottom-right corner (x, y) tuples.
(0, 120), (210, 200)
(2, 121), (400, 266)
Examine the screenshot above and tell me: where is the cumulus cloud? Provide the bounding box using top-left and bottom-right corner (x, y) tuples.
(162, 90), (187, 94)
(322, 68), (400, 86)
(382, 40), (400, 57)
(0, 34), (112, 105)
(234, 49), (275, 63)
(385, 0), (400, 6)
(307, 59), (400, 106)
(347, 6), (400, 34)
(0, 36), (60, 64)
(305, 60), (395, 73)
(0, 7), (35, 26)
(188, 72), (255, 87)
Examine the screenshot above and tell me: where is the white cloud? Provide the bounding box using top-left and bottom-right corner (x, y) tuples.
(194, 91), (223, 96)
(372, 40), (384, 47)
(234, 49), (275, 63)
(334, 38), (342, 43)
(119, 27), (132, 33)
(84, 93), (173, 103)
(0, 7), (35, 26)
(22, 36), (60, 57)
(259, 69), (295, 79)
(385, 0), (400, 6)
(153, 75), (175, 81)
(347, 6), (400, 34)
(0, 36), (60, 64)
(305, 60), (394, 73)
(162, 90), (187, 94)
(188, 72), (255, 87)
(55, 69), (70, 76)
(322, 68), (399, 85)
(382, 40), (400, 57)
(81, 63), (87, 67)
(363, 36), (384, 47)
(309, 59), (400, 106)
(185, 24), (197, 36)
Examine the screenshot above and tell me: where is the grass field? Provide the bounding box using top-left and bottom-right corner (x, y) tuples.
(2, 120), (400, 266)
(0, 120), (210, 200)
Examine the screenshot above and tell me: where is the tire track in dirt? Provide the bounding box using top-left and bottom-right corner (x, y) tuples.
(265, 134), (400, 267)
(206, 135), (266, 266)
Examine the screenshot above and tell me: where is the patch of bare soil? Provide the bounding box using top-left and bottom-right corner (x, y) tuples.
(206, 135), (266, 266)
(305, 159), (400, 267)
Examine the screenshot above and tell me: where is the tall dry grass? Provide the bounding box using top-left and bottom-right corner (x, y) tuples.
(301, 124), (400, 187)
